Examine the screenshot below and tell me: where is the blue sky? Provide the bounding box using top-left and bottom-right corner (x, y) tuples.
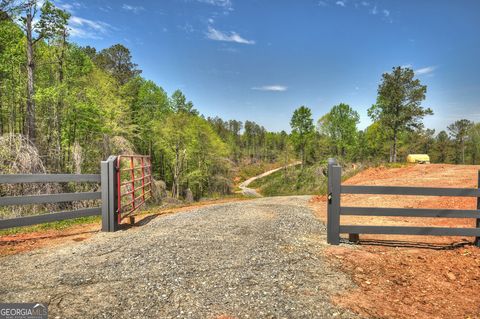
(58, 0), (480, 132)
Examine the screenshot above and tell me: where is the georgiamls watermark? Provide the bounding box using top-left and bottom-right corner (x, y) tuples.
(0, 303), (48, 319)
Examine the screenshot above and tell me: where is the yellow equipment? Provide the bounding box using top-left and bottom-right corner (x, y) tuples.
(406, 154), (430, 164)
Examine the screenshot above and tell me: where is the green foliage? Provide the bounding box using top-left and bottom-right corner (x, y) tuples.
(155, 112), (229, 199)
(36, 1), (70, 40)
(318, 103), (359, 158)
(431, 130), (451, 163)
(290, 106), (314, 167)
(94, 44), (141, 85)
(368, 66), (433, 162)
(2, 10), (480, 209)
(448, 119), (474, 164)
(248, 164), (326, 196)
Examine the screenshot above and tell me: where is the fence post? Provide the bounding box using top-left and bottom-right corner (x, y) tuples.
(327, 158), (341, 245)
(475, 170), (480, 247)
(101, 156), (118, 232)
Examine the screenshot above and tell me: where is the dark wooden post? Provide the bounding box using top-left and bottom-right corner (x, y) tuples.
(475, 170), (480, 247)
(327, 158), (341, 245)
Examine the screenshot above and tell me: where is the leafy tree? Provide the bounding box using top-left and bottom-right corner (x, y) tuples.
(431, 130), (451, 163)
(408, 127), (435, 155)
(170, 89), (198, 115)
(448, 119), (473, 164)
(95, 44), (141, 85)
(318, 103), (359, 157)
(1, 0), (69, 143)
(290, 106), (314, 168)
(467, 123), (480, 164)
(368, 66), (433, 162)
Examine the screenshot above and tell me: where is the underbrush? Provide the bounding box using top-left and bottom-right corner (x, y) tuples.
(235, 161), (286, 183)
(249, 161), (363, 196)
(249, 163), (327, 196)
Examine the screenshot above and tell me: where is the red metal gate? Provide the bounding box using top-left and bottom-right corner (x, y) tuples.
(116, 155), (152, 223)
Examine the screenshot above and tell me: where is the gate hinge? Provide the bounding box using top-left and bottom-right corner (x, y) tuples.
(328, 193), (332, 204)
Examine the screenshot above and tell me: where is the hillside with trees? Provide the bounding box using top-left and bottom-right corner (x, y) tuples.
(1, 1), (479, 202)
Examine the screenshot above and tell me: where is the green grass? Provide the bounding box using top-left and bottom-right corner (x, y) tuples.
(249, 164), (328, 196)
(0, 215), (101, 236)
(236, 161), (283, 182)
(249, 162), (364, 197)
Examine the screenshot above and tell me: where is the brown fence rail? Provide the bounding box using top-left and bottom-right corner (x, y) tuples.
(326, 158), (480, 246)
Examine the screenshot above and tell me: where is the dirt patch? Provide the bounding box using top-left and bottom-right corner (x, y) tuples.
(310, 164), (480, 318)
(0, 223), (100, 256)
(326, 245), (480, 319)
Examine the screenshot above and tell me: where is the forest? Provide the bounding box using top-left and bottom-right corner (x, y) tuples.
(1, 1), (479, 201)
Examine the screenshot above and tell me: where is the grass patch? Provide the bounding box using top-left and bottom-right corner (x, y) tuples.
(236, 161), (285, 182)
(0, 215), (101, 236)
(249, 163), (328, 196)
(249, 162), (364, 197)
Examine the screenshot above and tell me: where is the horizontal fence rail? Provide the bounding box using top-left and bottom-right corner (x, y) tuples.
(341, 185), (480, 197)
(340, 225), (480, 237)
(1, 155), (149, 232)
(0, 174), (101, 184)
(0, 208), (101, 230)
(341, 207), (480, 218)
(0, 192), (101, 206)
(327, 158), (480, 246)
(0, 173), (102, 230)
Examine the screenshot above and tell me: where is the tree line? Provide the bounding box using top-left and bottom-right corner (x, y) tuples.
(0, 1), (292, 199)
(1, 1), (478, 202)
(288, 67), (480, 167)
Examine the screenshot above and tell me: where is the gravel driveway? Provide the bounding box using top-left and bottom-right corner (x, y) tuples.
(0, 196), (356, 319)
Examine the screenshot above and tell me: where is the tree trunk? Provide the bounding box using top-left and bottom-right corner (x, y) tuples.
(55, 29), (67, 170)
(25, 12), (36, 144)
(392, 130), (398, 163)
(301, 145), (305, 170)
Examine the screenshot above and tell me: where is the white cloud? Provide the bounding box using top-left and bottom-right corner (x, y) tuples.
(55, 1), (83, 13)
(99, 5), (112, 12)
(318, 1), (327, 6)
(206, 26), (255, 44)
(122, 4), (144, 14)
(197, 0), (233, 11)
(371, 5), (378, 14)
(415, 66), (437, 75)
(336, 1), (346, 7)
(251, 85), (287, 92)
(179, 23), (195, 33)
(361, 1), (370, 6)
(69, 16), (112, 39)
(383, 9), (390, 17)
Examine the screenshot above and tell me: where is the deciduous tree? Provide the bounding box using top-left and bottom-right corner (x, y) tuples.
(290, 106), (314, 168)
(318, 103), (359, 157)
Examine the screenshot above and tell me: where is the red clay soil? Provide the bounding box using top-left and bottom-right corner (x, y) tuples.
(311, 164), (480, 319)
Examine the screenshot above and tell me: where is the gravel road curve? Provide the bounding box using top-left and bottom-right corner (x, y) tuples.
(0, 196), (357, 319)
(238, 162), (301, 197)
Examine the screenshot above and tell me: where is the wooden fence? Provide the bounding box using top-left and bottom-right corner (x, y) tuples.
(0, 156), (121, 232)
(326, 158), (480, 246)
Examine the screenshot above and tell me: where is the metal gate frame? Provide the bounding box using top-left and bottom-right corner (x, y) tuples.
(116, 155), (152, 224)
